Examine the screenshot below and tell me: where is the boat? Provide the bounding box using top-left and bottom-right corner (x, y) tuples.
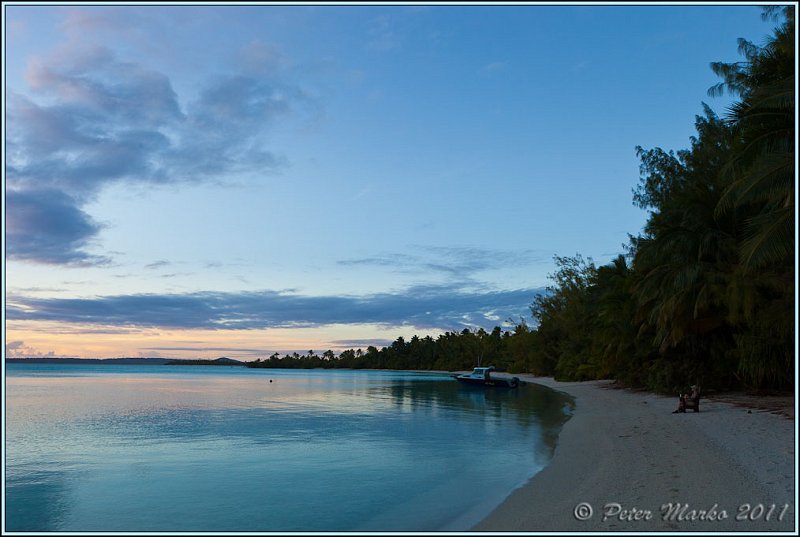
(454, 366), (520, 388)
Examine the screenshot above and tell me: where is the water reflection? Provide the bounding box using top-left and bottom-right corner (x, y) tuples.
(381, 379), (572, 430)
(6, 366), (573, 532)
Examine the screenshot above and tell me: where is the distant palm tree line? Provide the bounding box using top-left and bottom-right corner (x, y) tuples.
(250, 8), (794, 393)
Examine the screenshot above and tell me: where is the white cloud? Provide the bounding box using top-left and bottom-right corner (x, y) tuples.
(6, 340), (61, 358)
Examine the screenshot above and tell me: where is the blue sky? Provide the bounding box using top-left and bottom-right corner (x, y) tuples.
(4, 3), (776, 359)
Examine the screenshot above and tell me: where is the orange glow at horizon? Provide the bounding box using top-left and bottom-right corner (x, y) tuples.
(5, 321), (422, 361)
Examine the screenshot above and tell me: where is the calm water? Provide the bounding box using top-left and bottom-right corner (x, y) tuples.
(5, 364), (573, 532)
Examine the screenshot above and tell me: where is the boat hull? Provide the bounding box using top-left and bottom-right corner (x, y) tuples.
(455, 376), (519, 388)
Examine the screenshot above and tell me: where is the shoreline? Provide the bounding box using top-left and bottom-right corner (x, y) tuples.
(471, 375), (795, 532)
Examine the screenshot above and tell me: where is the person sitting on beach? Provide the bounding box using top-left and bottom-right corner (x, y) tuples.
(673, 394), (686, 413)
(672, 385), (699, 413)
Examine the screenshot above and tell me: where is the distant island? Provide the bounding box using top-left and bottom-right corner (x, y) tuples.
(6, 357), (172, 365)
(164, 357), (245, 366)
(6, 357), (245, 366)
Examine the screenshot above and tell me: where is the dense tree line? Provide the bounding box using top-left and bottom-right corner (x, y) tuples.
(250, 9), (794, 394)
(246, 327), (518, 372)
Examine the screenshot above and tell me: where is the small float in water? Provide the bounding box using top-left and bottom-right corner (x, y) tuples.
(454, 366), (521, 388)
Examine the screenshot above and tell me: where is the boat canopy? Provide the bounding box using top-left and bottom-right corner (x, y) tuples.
(466, 367), (495, 378)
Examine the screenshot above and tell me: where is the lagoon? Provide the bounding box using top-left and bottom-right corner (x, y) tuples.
(5, 364), (572, 532)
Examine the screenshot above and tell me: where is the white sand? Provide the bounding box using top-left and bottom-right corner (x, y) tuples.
(472, 376), (796, 532)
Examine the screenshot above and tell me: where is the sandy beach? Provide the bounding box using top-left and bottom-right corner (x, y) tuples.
(472, 376), (796, 532)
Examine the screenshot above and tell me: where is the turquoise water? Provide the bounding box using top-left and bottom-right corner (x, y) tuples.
(5, 364), (573, 532)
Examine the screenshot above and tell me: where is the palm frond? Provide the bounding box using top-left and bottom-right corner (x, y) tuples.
(740, 205), (794, 269)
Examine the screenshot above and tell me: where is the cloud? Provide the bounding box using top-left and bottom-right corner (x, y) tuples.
(15, 286), (68, 293)
(141, 346), (272, 354)
(24, 45), (183, 127)
(145, 260), (171, 270)
(28, 326), (140, 335)
(339, 253), (410, 268)
(5, 340), (63, 358)
(338, 245), (547, 280)
(329, 339), (394, 349)
(6, 188), (110, 265)
(6, 285), (544, 332)
(7, 41), (312, 265)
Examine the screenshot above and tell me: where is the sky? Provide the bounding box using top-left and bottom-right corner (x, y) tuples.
(3, 2), (778, 360)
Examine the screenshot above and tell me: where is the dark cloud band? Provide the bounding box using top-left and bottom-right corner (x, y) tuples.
(7, 285), (543, 331)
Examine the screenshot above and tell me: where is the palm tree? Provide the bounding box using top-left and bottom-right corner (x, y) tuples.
(709, 6), (794, 271)
(630, 108), (743, 389)
(707, 7), (794, 389)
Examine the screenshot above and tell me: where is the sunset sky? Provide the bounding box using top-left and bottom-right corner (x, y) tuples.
(4, 3), (774, 360)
